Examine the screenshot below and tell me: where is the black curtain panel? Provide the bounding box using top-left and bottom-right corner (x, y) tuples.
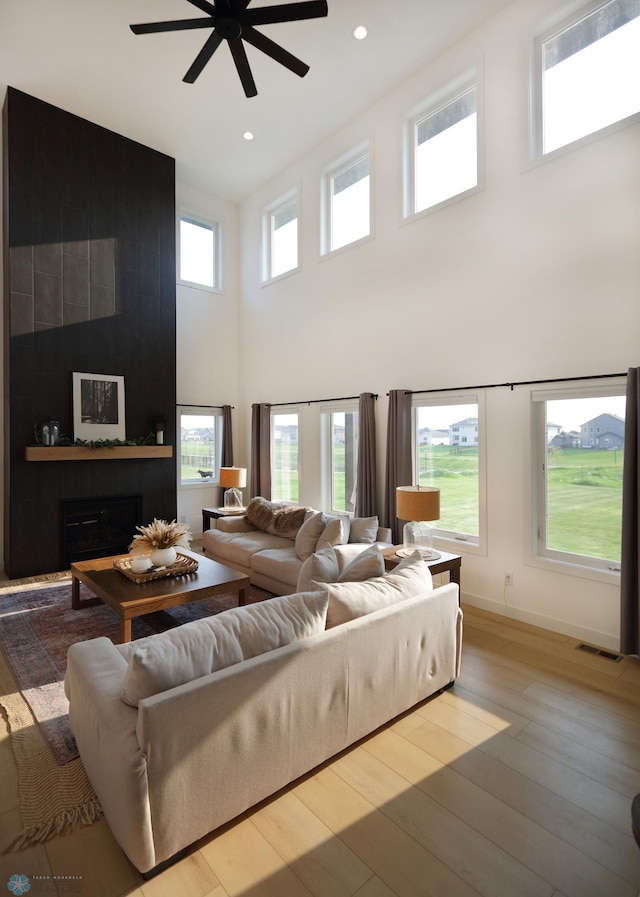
(250, 403), (272, 499)
(355, 392), (377, 518)
(383, 389), (413, 543)
(620, 367), (640, 655)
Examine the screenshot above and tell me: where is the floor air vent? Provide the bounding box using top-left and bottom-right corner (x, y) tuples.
(576, 643), (622, 663)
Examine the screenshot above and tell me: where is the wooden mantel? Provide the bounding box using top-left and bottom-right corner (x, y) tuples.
(25, 445), (174, 462)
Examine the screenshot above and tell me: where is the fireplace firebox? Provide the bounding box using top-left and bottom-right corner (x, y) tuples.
(61, 495), (143, 568)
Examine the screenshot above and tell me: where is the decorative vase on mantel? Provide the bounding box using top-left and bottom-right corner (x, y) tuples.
(149, 546), (177, 568)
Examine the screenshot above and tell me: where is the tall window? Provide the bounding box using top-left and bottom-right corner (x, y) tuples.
(323, 408), (359, 515)
(263, 192), (298, 281)
(531, 384), (626, 573)
(179, 407), (222, 485)
(404, 73), (479, 217)
(271, 412), (299, 502)
(178, 214), (220, 290)
(533, 0), (640, 156)
(412, 396), (484, 547)
(322, 146), (371, 253)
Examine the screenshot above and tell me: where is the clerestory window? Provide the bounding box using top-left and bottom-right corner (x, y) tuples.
(404, 71), (480, 217)
(321, 144), (371, 254)
(532, 0), (640, 156)
(178, 214), (221, 291)
(263, 191), (299, 282)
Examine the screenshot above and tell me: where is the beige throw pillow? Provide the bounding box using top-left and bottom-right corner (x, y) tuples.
(121, 591), (329, 707)
(348, 516), (379, 544)
(313, 550), (432, 628)
(316, 516), (348, 549)
(295, 511), (327, 560)
(297, 544), (340, 592)
(338, 544), (385, 583)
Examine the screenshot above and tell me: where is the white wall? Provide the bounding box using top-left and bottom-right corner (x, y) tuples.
(175, 182), (241, 535)
(234, 0), (640, 649)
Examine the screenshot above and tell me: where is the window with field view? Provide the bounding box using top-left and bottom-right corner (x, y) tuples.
(179, 409), (222, 485)
(533, 389), (626, 570)
(413, 400), (481, 544)
(326, 410), (358, 514)
(272, 413), (299, 503)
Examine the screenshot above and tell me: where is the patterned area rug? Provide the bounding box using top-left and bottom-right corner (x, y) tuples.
(0, 577), (271, 765)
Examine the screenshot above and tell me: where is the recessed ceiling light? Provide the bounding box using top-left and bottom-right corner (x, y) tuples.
(243, 131), (254, 141)
(354, 25), (367, 40)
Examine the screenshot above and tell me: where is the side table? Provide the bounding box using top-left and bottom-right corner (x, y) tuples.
(202, 506), (246, 533)
(382, 547), (461, 588)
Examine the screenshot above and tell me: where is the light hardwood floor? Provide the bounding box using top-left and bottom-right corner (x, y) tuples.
(1, 603), (639, 897)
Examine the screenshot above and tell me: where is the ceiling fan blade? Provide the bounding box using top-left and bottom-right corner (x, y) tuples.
(130, 17), (213, 36)
(185, 0), (217, 15)
(244, 1), (327, 27)
(228, 38), (258, 97)
(243, 26), (309, 77)
(183, 30), (225, 83)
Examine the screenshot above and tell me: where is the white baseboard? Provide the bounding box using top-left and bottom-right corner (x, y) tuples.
(460, 590), (620, 653)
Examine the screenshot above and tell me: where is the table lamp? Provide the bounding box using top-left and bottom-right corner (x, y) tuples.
(396, 485), (440, 560)
(219, 467), (247, 510)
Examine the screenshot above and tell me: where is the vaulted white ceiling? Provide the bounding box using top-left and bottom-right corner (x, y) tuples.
(0, 0), (514, 200)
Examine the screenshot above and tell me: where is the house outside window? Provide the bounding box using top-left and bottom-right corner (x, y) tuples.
(272, 412), (299, 503)
(179, 407), (222, 485)
(263, 191), (299, 282)
(531, 383), (626, 576)
(178, 214), (221, 291)
(532, 0), (640, 157)
(404, 71), (480, 218)
(321, 144), (371, 254)
(412, 395), (486, 550)
(322, 404), (359, 515)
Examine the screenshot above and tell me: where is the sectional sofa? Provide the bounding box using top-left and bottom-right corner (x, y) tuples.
(65, 550), (462, 874)
(202, 497), (393, 594)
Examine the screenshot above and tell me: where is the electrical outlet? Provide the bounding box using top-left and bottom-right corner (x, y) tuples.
(180, 515), (187, 524)
(504, 573), (513, 587)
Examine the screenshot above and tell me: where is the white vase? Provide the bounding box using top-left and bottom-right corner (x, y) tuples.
(150, 546), (177, 568)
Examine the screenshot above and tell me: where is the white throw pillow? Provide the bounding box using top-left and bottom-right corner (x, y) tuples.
(295, 511), (327, 560)
(348, 516), (379, 544)
(338, 544), (385, 583)
(313, 550), (432, 628)
(121, 591), (329, 707)
(296, 544), (340, 592)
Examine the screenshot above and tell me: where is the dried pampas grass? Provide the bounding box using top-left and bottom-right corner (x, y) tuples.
(129, 518), (192, 554)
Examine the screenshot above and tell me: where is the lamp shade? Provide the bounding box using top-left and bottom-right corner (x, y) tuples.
(396, 486), (440, 522)
(219, 467), (247, 489)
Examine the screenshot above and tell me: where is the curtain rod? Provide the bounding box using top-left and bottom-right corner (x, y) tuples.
(176, 403), (234, 409)
(395, 372), (627, 397)
(270, 393), (378, 408)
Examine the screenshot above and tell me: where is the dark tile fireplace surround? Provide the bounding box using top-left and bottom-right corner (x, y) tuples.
(3, 88), (177, 579)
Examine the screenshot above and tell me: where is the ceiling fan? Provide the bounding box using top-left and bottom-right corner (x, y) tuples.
(130, 0), (329, 98)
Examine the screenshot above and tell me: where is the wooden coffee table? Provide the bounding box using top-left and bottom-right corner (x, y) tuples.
(71, 549), (250, 643)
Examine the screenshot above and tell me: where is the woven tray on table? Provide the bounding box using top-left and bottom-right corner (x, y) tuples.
(114, 551), (199, 584)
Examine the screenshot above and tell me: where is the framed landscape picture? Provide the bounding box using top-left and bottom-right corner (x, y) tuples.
(72, 372), (126, 441)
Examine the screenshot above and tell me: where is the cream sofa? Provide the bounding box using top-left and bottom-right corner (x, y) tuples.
(202, 499), (393, 595)
(65, 554), (462, 875)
